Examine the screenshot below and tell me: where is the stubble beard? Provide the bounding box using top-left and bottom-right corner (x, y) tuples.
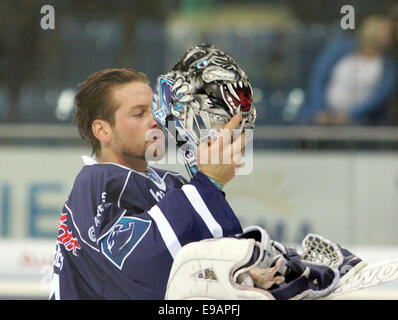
(119, 141), (164, 164)
(119, 143), (147, 162)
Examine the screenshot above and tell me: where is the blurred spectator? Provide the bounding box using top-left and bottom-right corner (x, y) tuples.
(300, 15), (396, 126)
(385, 5), (398, 125)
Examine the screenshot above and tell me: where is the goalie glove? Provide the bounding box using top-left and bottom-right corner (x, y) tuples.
(269, 240), (340, 299)
(299, 233), (367, 288)
(236, 226), (339, 299)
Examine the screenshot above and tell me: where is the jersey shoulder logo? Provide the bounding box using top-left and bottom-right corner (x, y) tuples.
(57, 212), (81, 256)
(101, 216), (151, 269)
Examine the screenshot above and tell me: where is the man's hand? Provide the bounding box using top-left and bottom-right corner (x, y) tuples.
(197, 114), (246, 186)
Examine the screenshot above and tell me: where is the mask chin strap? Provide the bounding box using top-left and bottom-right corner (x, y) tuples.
(163, 116), (199, 179)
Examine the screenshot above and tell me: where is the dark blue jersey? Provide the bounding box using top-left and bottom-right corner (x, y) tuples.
(50, 160), (242, 299)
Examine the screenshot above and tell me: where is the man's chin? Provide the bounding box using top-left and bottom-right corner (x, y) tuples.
(145, 143), (165, 162)
(145, 150), (165, 162)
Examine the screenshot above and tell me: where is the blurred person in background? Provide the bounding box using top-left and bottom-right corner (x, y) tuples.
(385, 5), (398, 125)
(301, 15), (396, 126)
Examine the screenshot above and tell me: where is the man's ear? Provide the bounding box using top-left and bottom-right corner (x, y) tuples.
(92, 119), (112, 146)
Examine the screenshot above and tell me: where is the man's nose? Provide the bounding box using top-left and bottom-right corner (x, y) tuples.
(148, 114), (161, 130)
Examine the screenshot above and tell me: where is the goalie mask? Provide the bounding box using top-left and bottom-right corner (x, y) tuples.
(152, 43), (256, 177)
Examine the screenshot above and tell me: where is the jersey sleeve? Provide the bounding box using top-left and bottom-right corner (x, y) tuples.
(147, 170), (242, 251)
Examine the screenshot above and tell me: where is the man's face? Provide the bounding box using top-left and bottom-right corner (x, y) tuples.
(109, 81), (163, 162)
(378, 20), (394, 50)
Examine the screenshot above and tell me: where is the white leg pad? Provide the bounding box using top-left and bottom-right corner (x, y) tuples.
(165, 237), (274, 300)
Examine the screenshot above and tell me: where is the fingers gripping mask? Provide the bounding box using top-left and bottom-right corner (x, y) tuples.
(152, 43), (256, 177)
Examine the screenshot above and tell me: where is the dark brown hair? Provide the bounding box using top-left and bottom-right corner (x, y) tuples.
(74, 68), (149, 155)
